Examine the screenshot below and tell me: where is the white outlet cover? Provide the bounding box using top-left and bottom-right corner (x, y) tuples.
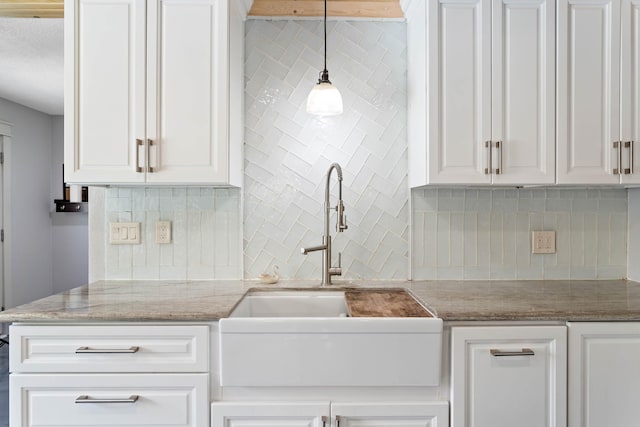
(156, 221), (171, 244)
(532, 230), (556, 254)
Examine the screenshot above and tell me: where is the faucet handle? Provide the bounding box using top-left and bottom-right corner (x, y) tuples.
(329, 252), (343, 277)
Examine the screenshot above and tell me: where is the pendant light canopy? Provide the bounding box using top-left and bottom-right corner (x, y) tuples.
(306, 0), (343, 116)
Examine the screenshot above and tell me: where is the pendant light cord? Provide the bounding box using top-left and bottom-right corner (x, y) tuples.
(324, 0), (327, 72)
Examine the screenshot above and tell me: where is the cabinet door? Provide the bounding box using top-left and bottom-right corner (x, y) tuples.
(146, 0), (230, 184)
(64, 0), (146, 184)
(491, 0), (556, 184)
(331, 402), (448, 427)
(212, 402), (330, 427)
(557, 0), (621, 184)
(621, 0), (640, 183)
(568, 322), (640, 427)
(426, 0), (492, 184)
(451, 326), (567, 427)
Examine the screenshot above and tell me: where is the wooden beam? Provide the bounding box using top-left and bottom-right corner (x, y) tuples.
(249, 0), (404, 19)
(0, 0), (63, 18)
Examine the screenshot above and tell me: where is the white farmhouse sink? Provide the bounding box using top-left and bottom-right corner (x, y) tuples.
(229, 291), (349, 317)
(219, 289), (443, 387)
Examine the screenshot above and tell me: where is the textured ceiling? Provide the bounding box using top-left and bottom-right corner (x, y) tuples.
(0, 18), (63, 115)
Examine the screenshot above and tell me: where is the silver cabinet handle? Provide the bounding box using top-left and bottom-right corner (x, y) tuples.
(75, 346), (139, 354)
(614, 141), (622, 174)
(135, 139), (144, 173)
(146, 139), (155, 173)
(625, 141), (634, 174)
(484, 140), (492, 175)
(490, 348), (535, 357)
(495, 140), (502, 174)
(336, 415), (342, 427)
(75, 395), (139, 404)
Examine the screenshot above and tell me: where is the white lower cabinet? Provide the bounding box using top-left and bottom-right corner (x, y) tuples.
(211, 401), (449, 427)
(568, 322), (640, 427)
(8, 323), (211, 427)
(451, 326), (567, 427)
(10, 373), (208, 427)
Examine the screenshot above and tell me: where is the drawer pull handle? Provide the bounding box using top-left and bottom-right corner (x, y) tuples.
(75, 346), (139, 354)
(75, 395), (139, 404)
(336, 415), (342, 427)
(490, 348), (535, 357)
(321, 416), (328, 427)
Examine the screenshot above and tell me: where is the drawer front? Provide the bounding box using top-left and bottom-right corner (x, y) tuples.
(10, 325), (209, 373)
(10, 373), (208, 427)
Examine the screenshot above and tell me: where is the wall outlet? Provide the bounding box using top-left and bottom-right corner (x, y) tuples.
(109, 222), (141, 244)
(156, 221), (171, 244)
(532, 230), (556, 254)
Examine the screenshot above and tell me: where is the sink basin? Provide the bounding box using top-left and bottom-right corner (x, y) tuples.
(229, 291), (349, 317)
(219, 288), (443, 388)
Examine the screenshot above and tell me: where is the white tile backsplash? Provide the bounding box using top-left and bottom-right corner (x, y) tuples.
(412, 188), (628, 280)
(87, 19), (633, 284)
(91, 187), (242, 281)
(243, 20), (409, 281)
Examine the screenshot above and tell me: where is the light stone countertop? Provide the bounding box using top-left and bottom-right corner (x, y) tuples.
(1, 279), (640, 322)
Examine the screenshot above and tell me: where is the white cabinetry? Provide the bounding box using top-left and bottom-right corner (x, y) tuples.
(64, 0), (243, 186)
(9, 324), (210, 427)
(212, 402), (448, 427)
(568, 322), (640, 427)
(407, 0), (555, 186)
(451, 326), (567, 427)
(557, 0), (640, 184)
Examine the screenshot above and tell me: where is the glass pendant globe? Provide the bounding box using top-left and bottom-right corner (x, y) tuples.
(306, 82), (343, 116)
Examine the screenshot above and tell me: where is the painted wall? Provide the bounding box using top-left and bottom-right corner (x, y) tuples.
(0, 97), (53, 307)
(51, 116), (88, 293)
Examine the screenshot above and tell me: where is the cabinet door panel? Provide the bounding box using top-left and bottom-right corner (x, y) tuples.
(428, 0), (492, 184)
(65, 0), (146, 183)
(568, 322), (640, 427)
(621, 0), (640, 183)
(212, 402), (329, 427)
(451, 326), (566, 427)
(331, 402), (448, 427)
(147, 0), (229, 183)
(558, 0), (621, 183)
(492, 0), (555, 184)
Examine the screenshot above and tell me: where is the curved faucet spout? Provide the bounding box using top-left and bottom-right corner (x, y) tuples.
(301, 162), (348, 286)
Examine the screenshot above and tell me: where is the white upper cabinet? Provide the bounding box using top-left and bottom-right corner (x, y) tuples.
(407, 0), (556, 186)
(620, 0), (640, 183)
(64, 0), (243, 186)
(557, 0), (640, 184)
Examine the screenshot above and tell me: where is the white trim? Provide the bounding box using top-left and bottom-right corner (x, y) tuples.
(237, 0), (253, 19)
(0, 120), (12, 136)
(1, 135), (11, 310)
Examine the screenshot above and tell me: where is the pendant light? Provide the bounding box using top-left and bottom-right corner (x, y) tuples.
(306, 0), (343, 116)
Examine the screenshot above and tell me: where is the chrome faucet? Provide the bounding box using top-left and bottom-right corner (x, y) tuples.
(301, 163), (348, 286)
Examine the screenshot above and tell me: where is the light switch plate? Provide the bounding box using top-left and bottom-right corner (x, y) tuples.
(109, 222), (141, 245)
(532, 230), (555, 254)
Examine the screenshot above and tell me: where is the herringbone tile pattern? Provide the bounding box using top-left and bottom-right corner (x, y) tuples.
(244, 20), (408, 280)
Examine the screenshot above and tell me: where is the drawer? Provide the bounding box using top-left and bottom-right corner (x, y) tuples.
(10, 324), (209, 373)
(10, 373), (208, 427)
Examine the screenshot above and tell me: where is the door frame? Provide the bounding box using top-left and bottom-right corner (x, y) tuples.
(0, 120), (12, 312)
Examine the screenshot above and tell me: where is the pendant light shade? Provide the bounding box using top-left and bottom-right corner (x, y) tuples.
(307, 81), (343, 116)
(306, 0), (343, 116)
